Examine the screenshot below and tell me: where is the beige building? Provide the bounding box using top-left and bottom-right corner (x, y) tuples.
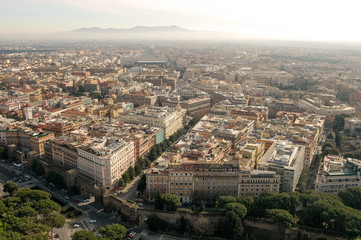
(238, 169), (280, 198)
(118, 106), (185, 139)
(77, 137), (135, 190)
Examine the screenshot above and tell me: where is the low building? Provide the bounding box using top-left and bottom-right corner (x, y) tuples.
(344, 117), (361, 134)
(315, 155), (361, 194)
(5, 127), (55, 157)
(117, 91), (157, 106)
(162, 97), (210, 114)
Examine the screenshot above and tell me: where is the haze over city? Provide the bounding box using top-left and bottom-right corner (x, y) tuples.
(1, 0), (361, 41)
(1, 1), (361, 240)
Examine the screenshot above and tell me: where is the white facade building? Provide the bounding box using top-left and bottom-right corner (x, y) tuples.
(258, 141), (305, 192)
(315, 155), (361, 194)
(77, 138), (135, 190)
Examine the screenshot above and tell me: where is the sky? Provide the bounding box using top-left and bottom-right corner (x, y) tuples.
(1, 0), (361, 41)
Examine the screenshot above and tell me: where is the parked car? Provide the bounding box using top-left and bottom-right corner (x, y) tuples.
(89, 220), (97, 223)
(64, 196), (69, 200)
(73, 199), (79, 203)
(73, 224), (80, 228)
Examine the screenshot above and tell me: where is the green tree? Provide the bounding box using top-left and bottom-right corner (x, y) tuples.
(118, 178), (125, 188)
(145, 214), (167, 232)
(72, 230), (97, 240)
(137, 174), (146, 192)
(98, 224), (126, 240)
(323, 147), (340, 156)
(31, 160), (45, 176)
(217, 196), (239, 208)
(128, 166), (135, 180)
(322, 142), (334, 151)
(154, 191), (163, 210)
(0, 146), (6, 158)
(326, 132), (334, 139)
(155, 144), (162, 156)
(338, 187), (361, 210)
(315, 235), (329, 240)
(34, 199), (61, 216)
(333, 114), (349, 132)
(148, 148), (157, 161)
(3, 181), (18, 196)
(160, 193), (181, 211)
(45, 213), (65, 240)
(335, 132), (341, 147)
(355, 128), (361, 135)
(238, 196), (254, 211)
(134, 163), (142, 176)
(177, 215), (190, 233)
(225, 202), (247, 219)
(224, 211), (244, 240)
(122, 172), (130, 183)
(268, 209), (296, 228)
(199, 200), (205, 212)
(46, 171), (66, 189)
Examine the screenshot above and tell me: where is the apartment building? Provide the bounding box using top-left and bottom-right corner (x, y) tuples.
(299, 98), (355, 116)
(117, 91), (158, 106)
(230, 106), (268, 126)
(45, 138), (81, 170)
(315, 155), (361, 194)
(146, 161), (280, 203)
(344, 117), (361, 134)
(193, 163), (239, 203)
(5, 127), (55, 156)
(118, 106), (185, 139)
(238, 142), (265, 168)
(38, 121), (81, 137)
(192, 115), (253, 149)
(258, 141), (305, 192)
(116, 126), (161, 159)
(77, 137), (135, 190)
(161, 97), (211, 113)
(238, 169), (280, 198)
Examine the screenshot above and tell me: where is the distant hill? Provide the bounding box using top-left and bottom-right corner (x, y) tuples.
(51, 25), (242, 40)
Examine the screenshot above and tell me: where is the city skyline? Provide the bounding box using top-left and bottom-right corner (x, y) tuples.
(1, 0), (361, 41)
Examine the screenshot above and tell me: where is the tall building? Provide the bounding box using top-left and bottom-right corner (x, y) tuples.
(77, 137), (135, 190)
(23, 104), (33, 120)
(258, 141), (305, 192)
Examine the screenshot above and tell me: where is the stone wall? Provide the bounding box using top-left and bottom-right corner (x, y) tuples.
(103, 194), (348, 240)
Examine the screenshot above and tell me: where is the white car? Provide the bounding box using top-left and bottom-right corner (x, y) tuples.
(64, 196), (69, 200)
(89, 220), (97, 223)
(73, 224), (80, 228)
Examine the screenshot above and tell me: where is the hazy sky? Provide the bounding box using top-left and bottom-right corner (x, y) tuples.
(1, 0), (360, 41)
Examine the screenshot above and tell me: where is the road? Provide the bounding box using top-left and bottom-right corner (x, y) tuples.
(118, 175), (141, 201)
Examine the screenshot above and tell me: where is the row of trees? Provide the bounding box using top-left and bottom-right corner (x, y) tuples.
(217, 188), (361, 237)
(118, 140), (170, 188)
(121, 126), (191, 189)
(0, 186), (65, 240)
(72, 224), (126, 240)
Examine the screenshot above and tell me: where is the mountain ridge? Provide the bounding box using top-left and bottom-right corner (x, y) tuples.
(70, 25), (190, 33)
